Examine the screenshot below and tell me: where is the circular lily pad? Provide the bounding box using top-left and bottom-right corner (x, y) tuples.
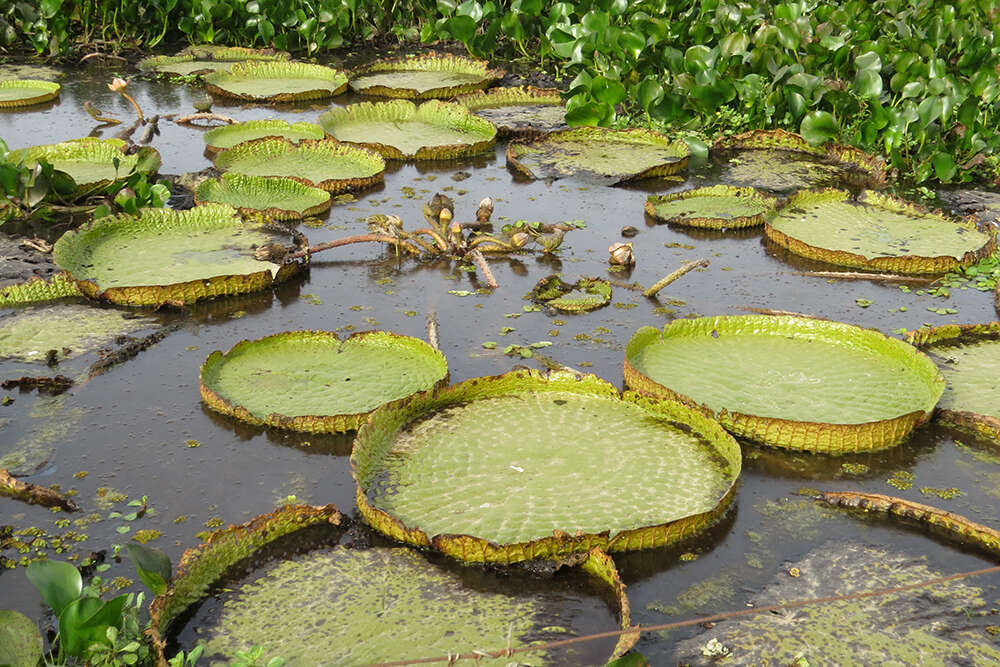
(212, 138), (384, 193)
(765, 189), (997, 274)
(455, 86), (566, 139)
(0, 305), (156, 363)
(625, 315), (945, 453)
(52, 204), (304, 307)
(528, 274), (612, 312)
(204, 61), (348, 102)
(645, 185), (779, 229)
(353, 369), (741, 564)
(0, 610), (43, 667)
(138, 46), (290, 78)
(507, 127), (690, 186)
(200, 330), (449, 433)
(194, 174), (332, 220)
(9, 138), (161, 192)
(202, 119), (326, 153)
(0, 79), (60, 108)
(318, 99), (497, 160)
(907, 323), (1000, 442)
(349, 53), (504, 99)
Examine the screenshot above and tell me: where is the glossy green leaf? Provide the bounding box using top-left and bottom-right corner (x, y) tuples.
(25, 560), (81, 617)
(932, 152), (956, 182)
(590, 76), (626, 106)
(800, 110), (838, 144)
(854, 69), (883, 99)
(720, 32), (749, 57)
(636, 78), (664, 110)
(565, 100), (610, 126)
(127, 543), (172, 596)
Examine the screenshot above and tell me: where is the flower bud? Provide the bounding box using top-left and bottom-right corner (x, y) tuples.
(608, 242), (635, 266)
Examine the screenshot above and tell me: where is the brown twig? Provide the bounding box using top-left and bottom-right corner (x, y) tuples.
(643, 259), (709, 298)
(116, 117), (142, 142)
(467, 249), (498, 288)
(139, 115), (160, 145)
(426, 311), (439, 351)
(791, 270), (936, 283)
(740, 306), (815, 318)
(80, 52), (127, 63)
(277, 235), (422, 261)
(0, 468), (79, 512)
(2, 375), (73, 394)
(173, 112), (238, 126)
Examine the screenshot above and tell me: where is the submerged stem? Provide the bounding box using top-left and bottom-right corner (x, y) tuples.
(643, 259), (709, 298)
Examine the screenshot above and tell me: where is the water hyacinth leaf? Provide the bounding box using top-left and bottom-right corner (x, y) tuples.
(765, 189), (996, 274)
(349, 52), (504, 99)
(204, 61), (348, 102)
(624, 315), (945, 453)
(507, 127), (689, 186)
(0, 79), (59, 108)
(455, 86), (566, 139)
(200, 330), (449, 433)
(213, 138), (385, 193)
(138, 45), (290, 77)
(126, 543), (172, 596)
(8, 138), (161, 193)
(52, 204), (304, 307)
(25, 559), (81, 616)
(318, 100), (496, 160)
(202, 119), (326, 153)
(645, 185), (779, 229)
(799, 110), (839, 144)
(528, 274), (612, 312)
(352, 369), (741, 563)
(0, 610), (43, 667)
(194, 174), (332, 221)
(58, 594), (128, 657)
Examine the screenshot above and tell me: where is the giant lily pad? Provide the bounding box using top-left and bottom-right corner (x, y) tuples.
(353, 369), (741, 564)
(765, 189), (996, 274)
(645, 185), (779, 230)
(349, 53), (503, 99)
(204, 61), (348, 102)
(200, 330), (449, 433)
(194, 173), (332, 220)
(528, 274), (612, 312)
(456, 86), (567, 138)
(907, 323), (1000, 442)
(202, 119), (326, 153)
(9, 138), (161, 192)
(51, 204), (305, 307)
(625, 315), (945, 453)
(0, 79), (60, 108)
(318, 100), (496, 160)
(0, 305), (156, 363)
(213, 138), (384, 193)
(507, 127), (689, 186)
(138, 46), (290, 77)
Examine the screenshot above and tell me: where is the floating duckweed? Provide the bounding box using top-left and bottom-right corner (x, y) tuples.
(919, 486), (964, 500)
(887, 470), (915, 490)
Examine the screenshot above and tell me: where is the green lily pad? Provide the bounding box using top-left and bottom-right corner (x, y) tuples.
(353, 369), (741, 564)
(9, 138), (161, 192)
(349, 53), (504, 99)
(765, 189), (997, 274)
(625, 315), (945, 453)
(528, 274), (612, 312)
(52, 203), (305, 307)
(138, 46), (290, 78)
(202, 119), (326, 153)
(0, 304), (155, 362)
(456, 86), (567, 139)
(0, 79), (60, 108)
(0, 609), (43, 667)
(200, 330), (449, 433)
(318, 99), (497, 160)
(194, 174), (332, 221)
(907, 323), (1000, 442)
(213, 138), (384, 193)
(507, 127), (689, 186)
(645, 185), (779, 229)
(204, 61), (348, 102)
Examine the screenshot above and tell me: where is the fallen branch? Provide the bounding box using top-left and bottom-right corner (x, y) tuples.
(80, 52), (127, 64)
(173, 112), (238, 126)
(791, 270), (935, 283)
(643, 259), (709, 298)
(0, 469), (79, 512)
(1, 375), (73, 394)
(467, 249), (498, 288)
(426, 311), (439, 351)
(256, 234), (423, 263)
(740, 306), (815, 318)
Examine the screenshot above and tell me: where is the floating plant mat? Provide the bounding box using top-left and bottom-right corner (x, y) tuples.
(348, 53), (503, 99)
(0, 80), (60, 108)
(907, 323), (1000, 442)
(138, 46), (290, 77)
(213, 138), (384, 193)
(200, 330), (449, 433)
(456, 86), (566, 138)
(645, 185), (779, 230)
(204, 61), (348, 102)
(9, 138), (161, 192)
(624, 315), (944, 453)
(507, 127), (689, 186)
(353, 369), (740, 563)
(765, 189), (997, 274)
(318, 100), (496, 160)
(528, 274), (612, 312)
(52, 204), (304, 306)
(202, 119), (325, 153)
(0, 305), (156, 364)
(194, 174), (331, 220)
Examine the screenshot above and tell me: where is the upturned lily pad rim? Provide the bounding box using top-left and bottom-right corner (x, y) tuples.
(9, 137), (162, 192)
(349, 52), (504, 99)
(624, 314), (946, 454)
(506, 126), (690, 184)
(455, 86), (566, 139)
(352, 368), (741, 565)
(193, 173), (332, 220)
(199, 329), (450, 433)
(0, 79), (60, 108)
(764, 189), (997, 274)
(204, 61), (349, 102)
(645, 185), (780, 229)
(906, 322), (1000, 442)
(202, 119), (327, 154)
(317, 99), (497, 160)
(139, 46), (290, 76)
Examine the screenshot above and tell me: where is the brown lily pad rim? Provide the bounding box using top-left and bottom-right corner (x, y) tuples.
(352, 368), (741, 565)
(199, 329), (450, 434)
(349, 52), (505, 99)
(906, 322), (1000, 442)
(645, 184), (781, 229)
(0, 79), (61, 108)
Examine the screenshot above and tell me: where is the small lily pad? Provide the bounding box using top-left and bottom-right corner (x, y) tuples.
(0, 610), (43, 667)
(204, 61), (348, 102)
(194, 173), (332, 220)
(9, 138), (161, 193)
(318, 99), (497, 160)
(138, 46), (290, 77)
(646, 185), (779, 229)
(507, 127), (689, 185)
(0, 305), (156, 363)
(202, 119), (326, 153)
(0, 79), (60, 108)
(455, 86), (566, 139)
(349, 53), (504, 99)
(528, 274), (612, 312)
(213, 138), (384, 193)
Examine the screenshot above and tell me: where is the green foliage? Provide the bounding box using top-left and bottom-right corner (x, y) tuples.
(231, 645), (285, 667)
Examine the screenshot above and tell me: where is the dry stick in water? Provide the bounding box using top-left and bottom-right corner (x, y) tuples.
(426, 311), (439, 351)
(467, 249), (498, 288)
(792, 270), (936, 283)
(643, 259), (709, 298)
(256, 235), (424, 263)
(740, 306), (815, 318)
(173, 112), (237, 126)
(0, 469), (79, 512)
